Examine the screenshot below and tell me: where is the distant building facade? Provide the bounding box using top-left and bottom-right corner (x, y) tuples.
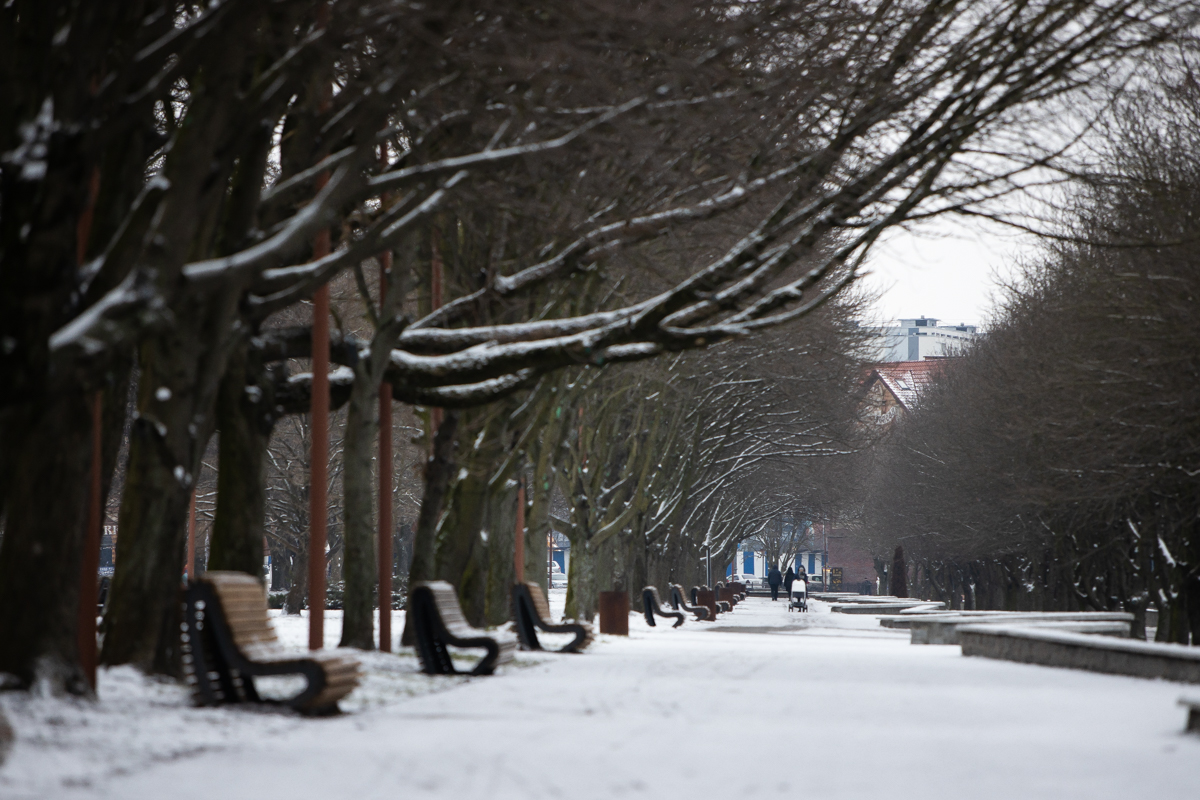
(867, 317), (978, 362)
(729, 546), (827, 584)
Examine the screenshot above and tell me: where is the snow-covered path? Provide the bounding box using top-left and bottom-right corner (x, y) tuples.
(3, 596), (1198, 799)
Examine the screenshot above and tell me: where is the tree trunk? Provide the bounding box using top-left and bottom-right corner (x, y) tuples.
(433, 468), (489, 626)
(482, 481), (518, 626)
(565, 537), (598, 622)
(400, 412), (458, 645)
(1185, 571), (1200, 646)
(338, 361), (379, 650)
(0, 392), (94, 693)
(284, 543), (309, 615)
(628, 522), (649, 613)
(525, 440), (555, 598)
(208, 345), (274, 577)
(101, 311), (230, 675)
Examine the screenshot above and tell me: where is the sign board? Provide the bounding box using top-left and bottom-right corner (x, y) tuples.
(828, 567), (843, 590)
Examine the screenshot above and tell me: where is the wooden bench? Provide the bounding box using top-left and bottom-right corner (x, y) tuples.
(642, 586), (686, 628)
(694, 587), (720, 619)
(707, 584), (731, 614)
(181, 571), (360, 713)
(727, 581), (748, 601)
(670, 584), (710, 621)
(410, 580), (517, 675)
(512, 581), (593, 653)
(716, 582), (739, 608)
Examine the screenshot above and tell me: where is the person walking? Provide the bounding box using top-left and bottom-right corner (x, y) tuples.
(784, 566), (797, 597)
(768, 565), (783, 600)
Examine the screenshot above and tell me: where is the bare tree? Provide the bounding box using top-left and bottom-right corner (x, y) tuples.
(2, 0), (1190, 689)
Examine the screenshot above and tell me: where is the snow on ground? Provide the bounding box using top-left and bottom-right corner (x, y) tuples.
(2, 594), (1198, 799)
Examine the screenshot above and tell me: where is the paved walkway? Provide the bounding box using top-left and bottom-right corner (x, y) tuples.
(3, 596), (1198, 799)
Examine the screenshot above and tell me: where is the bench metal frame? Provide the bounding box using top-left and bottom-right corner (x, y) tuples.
(670, 584), (710, 621)
(642, 586), (685, 628)
(183, 579), (334, 711)
(512, 582), (593, 653)
(410, 581), (516, 675)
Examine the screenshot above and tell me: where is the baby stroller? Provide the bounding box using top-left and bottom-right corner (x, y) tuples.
(788, 578), (808, 612)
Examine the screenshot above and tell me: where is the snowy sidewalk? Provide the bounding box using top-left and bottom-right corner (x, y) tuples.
(3, 595), (1198, 799)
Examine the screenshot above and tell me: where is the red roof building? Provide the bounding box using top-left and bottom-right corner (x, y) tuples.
(860, 359), (950, 425)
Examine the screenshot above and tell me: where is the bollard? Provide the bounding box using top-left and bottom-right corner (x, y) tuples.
(599, 591), (630, 635)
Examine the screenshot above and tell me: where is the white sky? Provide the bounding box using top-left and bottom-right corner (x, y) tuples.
(860, 214), (1041, 330)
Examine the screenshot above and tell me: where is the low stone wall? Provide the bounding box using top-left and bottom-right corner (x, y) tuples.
(959, 624), (1200, 683)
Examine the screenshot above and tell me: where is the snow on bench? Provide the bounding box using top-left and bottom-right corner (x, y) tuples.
(513, 582), (593, 653)
(182, 571), (360, 713)
(879, 611), (1134, 644)
(830, 600), (945, 615)
(959, 623), (1200, 684)
(410, 581), (517, 675)
(642, 586), (685, 628)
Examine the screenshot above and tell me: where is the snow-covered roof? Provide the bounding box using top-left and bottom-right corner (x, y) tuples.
(865, 360), (948, 412)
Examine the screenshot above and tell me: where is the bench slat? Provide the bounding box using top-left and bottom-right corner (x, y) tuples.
(183, 571), (361, 712)
(411, 581), (518, 675)
(643, 586), (686, 628)
(511, 582), (593, 653)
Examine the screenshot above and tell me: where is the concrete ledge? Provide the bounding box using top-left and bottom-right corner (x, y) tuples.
(831, 601), (944, 615)
(878, 611), (1133, 640)
(959, 624), (1200, 683)
(914, 619), (1130, 645)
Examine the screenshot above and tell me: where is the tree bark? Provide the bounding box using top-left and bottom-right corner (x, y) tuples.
(564, 538), (597, 622)
(284, 541), (309, 615)
(0, 392), (93, 692)
(400, 411), (458, 645)
(481, 483), (519, 625)
(433, 468), (489, 627)
(100, 308), (231, 674)
(208, 344), (275, 576)
(338, 360), (379, 649)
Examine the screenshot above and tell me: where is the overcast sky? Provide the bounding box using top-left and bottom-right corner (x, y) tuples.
(859, 214), (1042, 330)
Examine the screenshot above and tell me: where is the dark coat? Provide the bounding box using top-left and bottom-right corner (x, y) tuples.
(784, 568), (797, 591)
(767, 567), (783, 587)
